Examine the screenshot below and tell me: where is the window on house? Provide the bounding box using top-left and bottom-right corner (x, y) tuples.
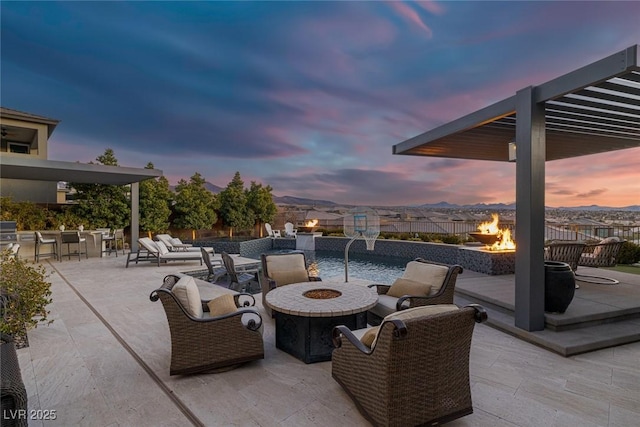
(8, 142), (30, 154)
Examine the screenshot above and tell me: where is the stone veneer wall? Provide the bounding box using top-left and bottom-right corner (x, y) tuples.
(196, 236), (515, 275)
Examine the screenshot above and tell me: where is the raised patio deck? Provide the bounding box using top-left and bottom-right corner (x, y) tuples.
(15, 255), (640, 426)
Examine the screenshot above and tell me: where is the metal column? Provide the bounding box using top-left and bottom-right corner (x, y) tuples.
(514, 86), (546, 331)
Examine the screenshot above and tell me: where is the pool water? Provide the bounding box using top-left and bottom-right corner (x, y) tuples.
(185, 250), (409, 294)
(303, 250), (407, 284)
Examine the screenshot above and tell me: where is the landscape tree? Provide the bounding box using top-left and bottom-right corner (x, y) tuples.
(0, 197), (47, 230)
(218, 172), (254, 238)
(173, 172), (219, 239)
(70, 148), (130, 229)
(246, 182), (277, 237)
(139, 162), (173, 238)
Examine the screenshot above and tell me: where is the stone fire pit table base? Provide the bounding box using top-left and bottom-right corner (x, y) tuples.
(266, 282), (378, 364)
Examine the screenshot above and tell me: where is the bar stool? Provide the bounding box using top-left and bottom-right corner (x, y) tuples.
(35, 231), (58, 262)
(102, 229), (125, 256)
(60, 231), (88, 261)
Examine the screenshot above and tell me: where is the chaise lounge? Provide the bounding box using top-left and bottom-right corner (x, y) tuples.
(126, 237), (203, 267)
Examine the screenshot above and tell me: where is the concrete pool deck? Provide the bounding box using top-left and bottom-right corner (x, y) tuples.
(14, 255), (640, 426)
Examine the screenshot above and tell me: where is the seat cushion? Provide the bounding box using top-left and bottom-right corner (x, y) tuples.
(386, 278), (432, 298)
(172, 276), (203, 318)
(402, 261), (449, 294)
(155, 240), (170, 255)
(368, 294), (408, 319)
(207, 294), (237, 317)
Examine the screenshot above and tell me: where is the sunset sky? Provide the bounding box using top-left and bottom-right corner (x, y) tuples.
(1, 1), (639, 208)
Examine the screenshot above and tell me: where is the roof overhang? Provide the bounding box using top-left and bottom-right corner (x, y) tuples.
(0, 156), (162, 185)
(393, 45), (640, 161)
(0, 107), (60, 138)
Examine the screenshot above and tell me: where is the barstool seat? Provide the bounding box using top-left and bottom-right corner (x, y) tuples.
(35, 231), (58, 262)
(60, 231), (88, 261)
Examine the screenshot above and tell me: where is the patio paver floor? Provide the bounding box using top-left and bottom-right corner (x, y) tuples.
(15, 255), (640, 426)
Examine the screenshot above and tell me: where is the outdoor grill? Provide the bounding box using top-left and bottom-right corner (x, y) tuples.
(0, 221), (17, 244)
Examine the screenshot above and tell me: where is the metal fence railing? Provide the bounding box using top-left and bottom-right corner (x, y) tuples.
(378, 220), (639, 244)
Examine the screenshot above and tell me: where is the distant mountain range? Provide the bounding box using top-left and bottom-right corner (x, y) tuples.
(418, 202), (640, 211)
(182, 183), (640, 211)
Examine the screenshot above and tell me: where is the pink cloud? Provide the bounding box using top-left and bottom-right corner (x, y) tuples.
(415, 1), (446, 16)
(386, 2), (433, 38)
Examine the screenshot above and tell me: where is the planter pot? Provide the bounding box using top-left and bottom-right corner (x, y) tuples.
(544, 261), (576, 314)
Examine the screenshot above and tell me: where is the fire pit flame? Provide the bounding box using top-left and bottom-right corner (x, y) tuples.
(473, 214), (516, 251)
(299, 219), (319, 233)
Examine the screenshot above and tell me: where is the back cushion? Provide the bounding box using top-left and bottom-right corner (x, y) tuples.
(402, 261), (449, 293)
(172, 276), (203, 318)
(139, 238), (159, 253)
(170, 238), (184, 246)
(155, 240), (170, 255)
(386, 278), (431, 298)
(207, 294), (237, 317)
(267, 254), (309, 286)
(593, 236), (620, 256)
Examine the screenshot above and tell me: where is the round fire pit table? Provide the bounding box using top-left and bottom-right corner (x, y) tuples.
(265, 281), (378, 363)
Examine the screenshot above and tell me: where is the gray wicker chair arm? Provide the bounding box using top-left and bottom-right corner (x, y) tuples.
(368, 284), (391, 295)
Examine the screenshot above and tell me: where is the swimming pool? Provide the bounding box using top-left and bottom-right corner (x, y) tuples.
(185, 250), (409, 293)
(303, 250), (407, 283)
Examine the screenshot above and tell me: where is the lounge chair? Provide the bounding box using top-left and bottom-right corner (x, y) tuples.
(544, 241), (586, 289)
(367, 259), (463, 326)
(150, 274), (264, 375)
(264, 223), (281, 238)
(332, 304), (488, 427)
(284, 222), (297, 238)
(155, 234), (214, 253)
(125, 238), (203, 267)
(576, 237), (626, 284)
(201, 247), (227, 282)
(221, 252), (258, 292)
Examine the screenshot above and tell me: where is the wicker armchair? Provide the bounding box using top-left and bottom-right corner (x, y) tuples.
(332, 305), (488, 427)
(260, 251), (321, 317)
(367, 259), (463, 326)
(544, 241), (586, 271)
(150, 274), (264, 375)
(1, 333), (28, 427)
(576, 237), (626, 284)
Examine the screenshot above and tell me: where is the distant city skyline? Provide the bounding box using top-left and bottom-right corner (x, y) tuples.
(1, 1), (639, 207)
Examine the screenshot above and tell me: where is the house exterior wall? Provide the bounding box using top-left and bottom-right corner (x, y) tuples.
(0, 117), (48, 159)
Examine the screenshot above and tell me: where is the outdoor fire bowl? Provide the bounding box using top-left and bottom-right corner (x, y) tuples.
(303, 289), (342, 299)
(469, 232), (500, 245)
(298, 226), (318, 233)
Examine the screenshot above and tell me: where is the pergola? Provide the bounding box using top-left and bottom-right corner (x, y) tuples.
(0, 156), (162, 252)
(393, 45), (640, 331)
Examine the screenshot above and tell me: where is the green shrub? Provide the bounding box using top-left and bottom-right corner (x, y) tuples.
(617, 241), (640, 265)
(0, 251), (53, 337)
